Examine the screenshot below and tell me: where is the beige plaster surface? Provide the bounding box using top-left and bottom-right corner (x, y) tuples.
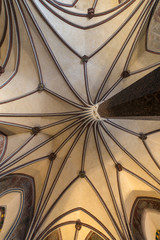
(0, 0), (160, 239)
(142, 209), (160, 240)
(0, 191), (22, 239)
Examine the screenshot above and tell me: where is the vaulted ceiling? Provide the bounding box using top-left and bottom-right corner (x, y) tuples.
(0, 0), (160, 240)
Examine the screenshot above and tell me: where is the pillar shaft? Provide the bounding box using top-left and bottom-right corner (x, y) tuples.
(98, 67), (160, 120)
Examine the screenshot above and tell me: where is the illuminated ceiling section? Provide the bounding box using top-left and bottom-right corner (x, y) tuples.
(0, 0), (160, 239)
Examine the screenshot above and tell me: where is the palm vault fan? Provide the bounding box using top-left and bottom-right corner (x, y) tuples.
(0, 0), (160, 239)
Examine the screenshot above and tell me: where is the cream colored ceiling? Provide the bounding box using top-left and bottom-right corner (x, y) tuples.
(0, 0), (160, 239)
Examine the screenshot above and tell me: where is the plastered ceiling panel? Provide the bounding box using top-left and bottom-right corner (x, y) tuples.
(0, 0), (160, 239)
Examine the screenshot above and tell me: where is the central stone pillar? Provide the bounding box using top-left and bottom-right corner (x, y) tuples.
(98, 67), (160, 120)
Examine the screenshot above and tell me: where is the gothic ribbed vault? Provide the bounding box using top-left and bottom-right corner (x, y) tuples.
(0, 0), (160, 239)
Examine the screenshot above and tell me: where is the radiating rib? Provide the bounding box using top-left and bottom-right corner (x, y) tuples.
(28, 0), (81, 58)
(145, 129), (160, 136)
(0, 0), (21, 88)
(101, 122), (160, 184)
(28, 121), (90, 240)
(92, 0), (98, 10)
(93, 122), (129, 240)
(81, 122), (93, 171)
(95, 0), (154, 103)
(0, 0), (8, 47)
(26, 159), (54, 240)
(0, 155), (48, 178)
(89, 0), (145, 58)
(105, 120), (140, 137)
(129, 61), (160, 75)
(0, 89), (38, 104)
(22, 0), (90, 107)
(142, 140), (160, 169)
(116, 170), (134, 240)
(16, 0), (44, 84)
(54, 118), (93, 155)
(1, 0), (13, 69)
(73, 228), (79, 240)
(36, 177), (79, 234)
(0, 133), (35, 167)
(97, 124), (117, 164)
(86, 176), (122, 240)
(100, 76), (123, 100)
(0, 118), (84, 172)
(83, 62), (93, 105)
(0, 111), (88, 117)
(0, 120), (32, 130)
(124, 1), (158, 71)
(122, 166), (160, 193)
(40, 112), (91, 130)
(45, 87), (89, 110)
